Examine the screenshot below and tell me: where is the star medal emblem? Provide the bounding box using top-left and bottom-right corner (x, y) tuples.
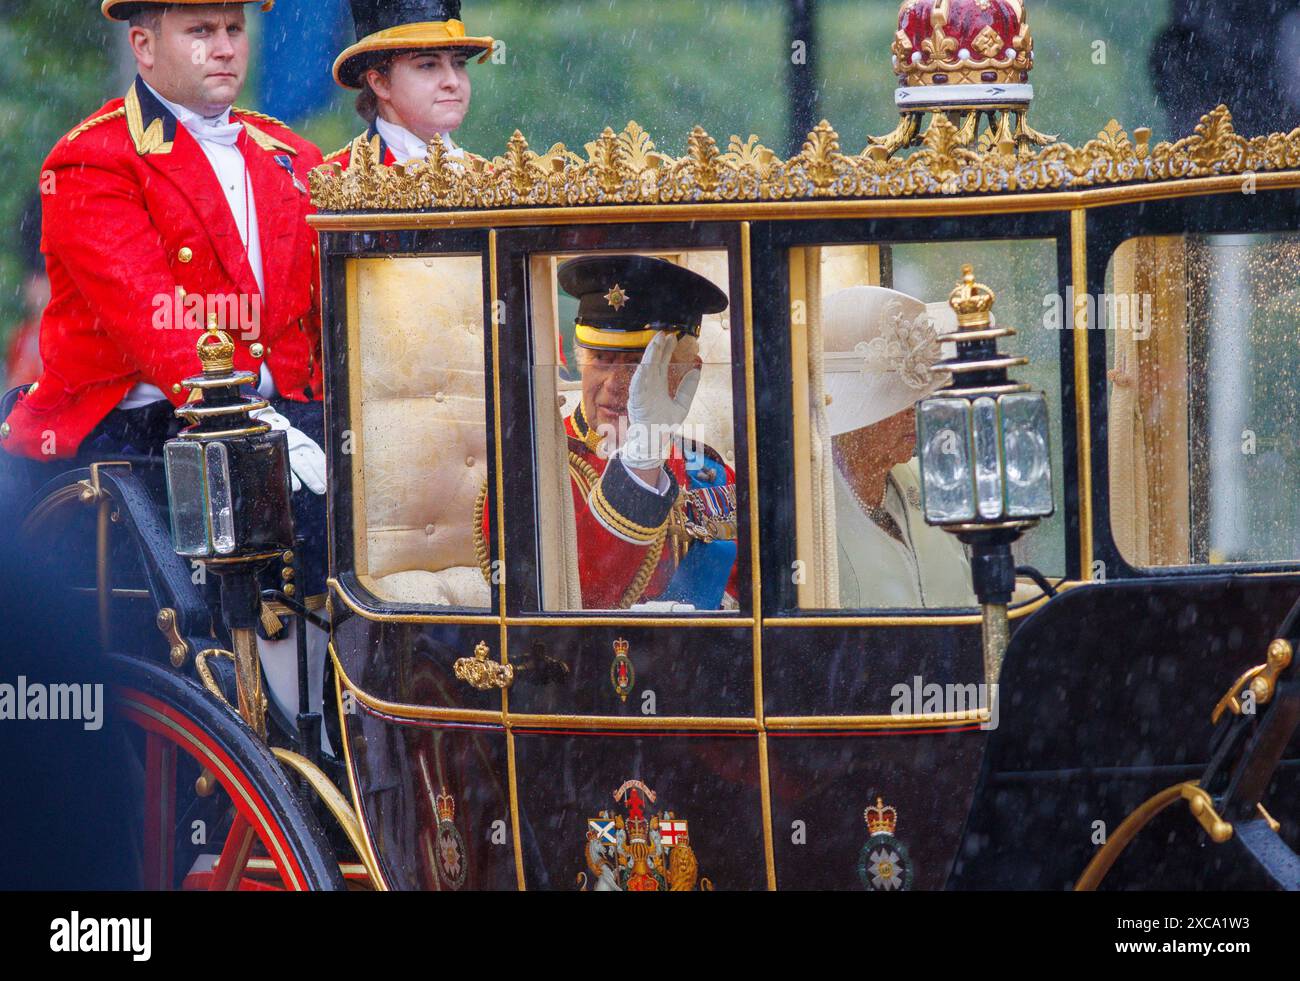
(857, 796), (913, 891)
(604, 283), (630, 311)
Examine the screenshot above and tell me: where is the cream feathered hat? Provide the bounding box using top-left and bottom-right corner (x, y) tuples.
(822, 286), (957, 436)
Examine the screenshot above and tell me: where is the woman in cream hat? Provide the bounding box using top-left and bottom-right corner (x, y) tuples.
(822, 286), (976, 609)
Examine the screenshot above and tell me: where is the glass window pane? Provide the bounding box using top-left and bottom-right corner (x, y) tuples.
(531, 251), (740, 613)
(791, 239), (1064, 611)
(347, 255), (490, 608)
(1106, 232), (1300, 567)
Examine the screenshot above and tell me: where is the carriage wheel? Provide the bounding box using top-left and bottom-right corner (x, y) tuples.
(17, 468), (345, 890)
(116, 653), (346, 891)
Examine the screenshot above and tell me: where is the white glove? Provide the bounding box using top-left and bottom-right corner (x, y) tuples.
(251, 407), (327, 495)
(621, 332), (701, 472)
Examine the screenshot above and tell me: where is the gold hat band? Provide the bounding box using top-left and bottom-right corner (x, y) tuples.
(333, 20), (494, 87)
(574, 323), (702, 351)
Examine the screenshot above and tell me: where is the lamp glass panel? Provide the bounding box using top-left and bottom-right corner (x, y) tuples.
(1001, 391), (1054, 518)
(204, 441), (237, 556)
(971, 396), (1004, 520)
(164, 441), (210, 556)
(918, 397), (975, 523)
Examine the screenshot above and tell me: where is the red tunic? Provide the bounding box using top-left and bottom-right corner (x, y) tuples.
(1, 79), (324, 460)
(565, 405), (738, 610)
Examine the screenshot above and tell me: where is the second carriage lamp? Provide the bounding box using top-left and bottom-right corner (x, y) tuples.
(163, 327), (295, 737)
(916, 265), (1054, 686)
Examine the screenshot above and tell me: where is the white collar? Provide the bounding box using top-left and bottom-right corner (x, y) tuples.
(374, 115), (464, 164)
(143, 79), (241, 145)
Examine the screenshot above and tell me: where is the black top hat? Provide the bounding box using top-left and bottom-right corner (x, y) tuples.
(334, 0), (494, 89)
(102, 0), (273, 20)
(558, 255), (729, 352)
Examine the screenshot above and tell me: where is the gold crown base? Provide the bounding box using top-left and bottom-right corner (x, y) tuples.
(869, 108), (1056, 161)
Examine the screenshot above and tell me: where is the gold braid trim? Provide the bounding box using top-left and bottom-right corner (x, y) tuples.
(618, 529), (666, 610)
(66, 106), (126, 142)
(233, 106), (290, 129)
(323, 144), (352, 164)
(473, 477), (491, 584)
(568, 451), (600, 498)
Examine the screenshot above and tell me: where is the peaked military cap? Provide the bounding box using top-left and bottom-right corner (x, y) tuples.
(558, 255), (729, 352)
(335, 0), (494, 89)
(103, 0), (273, 20)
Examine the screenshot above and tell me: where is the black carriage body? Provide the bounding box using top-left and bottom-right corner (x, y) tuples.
(311, 123), (1300, 890)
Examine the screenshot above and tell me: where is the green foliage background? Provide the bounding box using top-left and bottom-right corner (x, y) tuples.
(0, 0), (1168, 347)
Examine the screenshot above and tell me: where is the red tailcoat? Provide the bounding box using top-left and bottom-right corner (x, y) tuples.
(1, 79), (324, 460)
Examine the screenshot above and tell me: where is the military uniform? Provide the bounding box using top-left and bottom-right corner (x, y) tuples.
(565, 403), (738, 610)
(0, 77), (324, 461)
(557, 255), (739, 611)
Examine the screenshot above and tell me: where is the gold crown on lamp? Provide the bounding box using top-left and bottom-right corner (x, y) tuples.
(436, 788), (456, 823)
(197, 329), (237, 376)
(893, 0), (1033, 90)
(865, 797), (899, 836)
(948, 264), (997, 329)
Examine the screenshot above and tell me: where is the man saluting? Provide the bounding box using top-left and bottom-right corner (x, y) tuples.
(558, 256), (740, 611)
(1, 0), (326, 517)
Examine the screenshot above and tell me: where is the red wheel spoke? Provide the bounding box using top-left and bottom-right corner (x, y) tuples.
(208, 812), (256, 891)
(142, 732), (177, 890)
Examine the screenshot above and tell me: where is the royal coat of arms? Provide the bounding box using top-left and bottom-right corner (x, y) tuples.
(858, 796), (913, 891)
(578, 780), (713, 891)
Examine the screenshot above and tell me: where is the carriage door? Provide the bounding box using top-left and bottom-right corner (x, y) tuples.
(493, 222), (767, 890)
(322, 229), (516, 890)
(752, 215), (1075, 889)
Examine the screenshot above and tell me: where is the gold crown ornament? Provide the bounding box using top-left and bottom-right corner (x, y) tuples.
(436, 788), (456, 823)
(196, 329), (237, 377)
(893, 0), (1032, 91)
(948, 265), (997, 329)
(870, 0), (1054, 159)
(865, 797), (899, 836)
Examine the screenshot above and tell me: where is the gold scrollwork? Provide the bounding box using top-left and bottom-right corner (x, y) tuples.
(309, 107), (1299, 213)
(453, 640), (515, 691)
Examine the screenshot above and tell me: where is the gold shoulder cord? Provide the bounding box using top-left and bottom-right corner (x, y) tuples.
(66, 106), (127, 142)
(619, 531), (666, 610)
(566, 450), (669, 609)
(232, 106), (290, 129)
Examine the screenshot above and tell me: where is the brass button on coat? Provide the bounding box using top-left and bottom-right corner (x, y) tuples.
(178, 247), (193, 263)
(0, 422), (9, 439)
(250, 343), (265, 358)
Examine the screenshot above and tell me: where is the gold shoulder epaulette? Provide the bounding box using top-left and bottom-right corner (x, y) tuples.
(233, 106), (290, 129)
(66, 107), (127, 143)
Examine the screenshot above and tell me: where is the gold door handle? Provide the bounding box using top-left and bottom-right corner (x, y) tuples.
(454, 641), (515, 691)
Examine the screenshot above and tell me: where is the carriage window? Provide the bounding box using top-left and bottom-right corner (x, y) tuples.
(530, 251), (739, 612)
(790, 240), (1064, 611)
(344, 255), (490, 608)
(1106, 232), (1300, 567)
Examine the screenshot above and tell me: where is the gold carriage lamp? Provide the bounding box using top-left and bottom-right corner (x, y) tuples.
(916, 265), (1054, 682)
(162, 328), (295, 564)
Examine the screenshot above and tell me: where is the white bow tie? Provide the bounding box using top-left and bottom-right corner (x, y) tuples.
(184, 114), (244, 148)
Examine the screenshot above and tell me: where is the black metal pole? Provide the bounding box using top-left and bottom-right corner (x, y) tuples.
(786, 0), (818, 157)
